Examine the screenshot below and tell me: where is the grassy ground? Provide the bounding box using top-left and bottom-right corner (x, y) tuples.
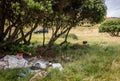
(0, 26), (120, 81)
(0, 43), (119, 81)
(40, 44), (120, 81)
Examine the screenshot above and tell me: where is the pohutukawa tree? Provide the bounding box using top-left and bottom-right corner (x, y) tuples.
(41, 0), (107, 52)
(0, 0), (106, 53)
(0, 0), (53, 50)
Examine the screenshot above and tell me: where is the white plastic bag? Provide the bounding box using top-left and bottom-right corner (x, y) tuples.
(0, 61), (7, 69)
(52, 63), (63, 71)
(3, 55), (28, 69)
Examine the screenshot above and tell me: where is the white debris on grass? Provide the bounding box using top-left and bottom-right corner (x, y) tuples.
(33, 60), (49, 69)
(0, 55), (64, 72)
(0, 55), (28, 69)
(51, 63), (63, 71)
(0, 61), (7, 69)
(0, 55), (64, 81)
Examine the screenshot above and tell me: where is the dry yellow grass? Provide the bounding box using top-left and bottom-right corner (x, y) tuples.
(70, 26), (120, 44)
(31, 25), (120, 45)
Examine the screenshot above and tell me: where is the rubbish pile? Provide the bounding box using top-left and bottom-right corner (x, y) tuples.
(0, 55), (28, 69)
(0, 55), (63, 80)
(0, 55), (63, 70)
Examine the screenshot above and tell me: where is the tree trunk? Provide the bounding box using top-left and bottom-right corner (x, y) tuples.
(0, 0), (6, 42)
(116, 32), (119, 36)
(42, 28), (45, 47)
(15, 19), (39, 44)
(40, 26), (70, 55)
(60, 27), (72, 46)
(26, 32), (32, 45)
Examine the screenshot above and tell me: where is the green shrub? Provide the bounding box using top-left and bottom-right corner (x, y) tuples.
(99, 20), (120, 36)
(68, 33), (78, 40)
(60, 33), (78, 40)
(10, 45), (34, 55)
(60, 42), (74, 50)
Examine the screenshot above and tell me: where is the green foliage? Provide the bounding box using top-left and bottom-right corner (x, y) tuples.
(0, 0), (106, 50)
(38, 0), (106, 49)
(99, 20), (120, 36)
(0, 68), (32, 81)
(24, 0), (53, 13)
(60, 42), (74, 51)
(0, 0), (54, 50)
(81, 0), (107, 23)
(10, 45), (34, 55)
(56, 43), (89, 56)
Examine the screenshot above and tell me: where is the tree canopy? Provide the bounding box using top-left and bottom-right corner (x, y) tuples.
(0, 0), (106, 52)
(99, 19), (120, 36)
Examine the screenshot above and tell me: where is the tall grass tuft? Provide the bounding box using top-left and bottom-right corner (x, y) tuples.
(60, 33), (78, 40)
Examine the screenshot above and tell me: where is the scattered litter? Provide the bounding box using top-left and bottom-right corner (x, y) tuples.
(0, 55), (64, 80)
(83, 41), (89, 45)
(30, 71), (47, 81)
(27, 57), (38, 66)
(16, 53), (23, 58)
(30, 69), (42, 74)
(0, 61), (7, 69)
(0, 55), (63, 70)
(0, 55), (28, 69)
(51, 63), (63, 71)
(18, 72), (26, 77)
(83, 41), (88, 45)
(33, 60), (49, 70)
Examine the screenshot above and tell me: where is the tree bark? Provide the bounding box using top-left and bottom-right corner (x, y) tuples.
(15, 19), (39, 44)
(60, 26), (72, 46)
(42, 27), (45, 47)
(40, 26), (70, 55)
(0, 0), (6, 42)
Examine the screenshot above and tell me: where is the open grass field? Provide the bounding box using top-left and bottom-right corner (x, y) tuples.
(0, 25), (120, 81)
(31, 25), (120, 45)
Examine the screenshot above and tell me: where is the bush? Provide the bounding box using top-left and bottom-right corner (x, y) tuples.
(60, 42), (74, 51)
(99, 20), (120, 36)
(68, 34), (78, 40)
(60, 33), (78, 40)
(10, 45), (34, 55)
